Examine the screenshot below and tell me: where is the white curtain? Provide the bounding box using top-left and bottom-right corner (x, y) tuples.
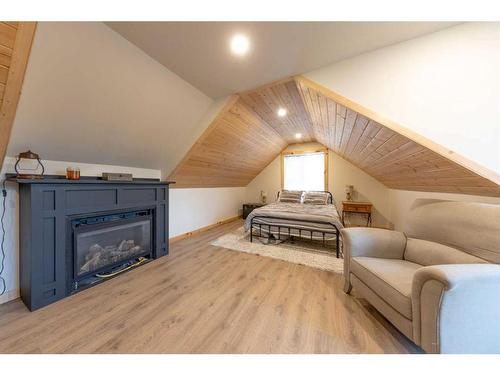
(283, 152), (325, 191)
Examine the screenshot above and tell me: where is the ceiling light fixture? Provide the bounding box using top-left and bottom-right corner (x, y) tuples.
(230, 34), (250, 56)
(295, 133), (302, 140)
(277, 108), (287, 117)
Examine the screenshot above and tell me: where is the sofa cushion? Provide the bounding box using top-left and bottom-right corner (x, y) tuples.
(404, 238), (488, 266)
(351, 257), (422, 319)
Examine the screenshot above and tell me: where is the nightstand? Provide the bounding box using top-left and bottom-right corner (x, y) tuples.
(342, 201), (372, 227)
(242, 203), (265, 219)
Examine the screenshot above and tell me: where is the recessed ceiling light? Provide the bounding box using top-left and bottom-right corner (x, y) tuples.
(230, 34), (250, 56)
(295, 133), (302, 139)
(277, 108), (287, 117)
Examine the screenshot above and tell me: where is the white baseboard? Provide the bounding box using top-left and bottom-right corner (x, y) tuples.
(0, 289), (20, 305)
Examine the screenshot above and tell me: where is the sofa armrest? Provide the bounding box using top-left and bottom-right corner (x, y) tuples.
(341, 228), (406, 293)
(412, 264), (500, 353)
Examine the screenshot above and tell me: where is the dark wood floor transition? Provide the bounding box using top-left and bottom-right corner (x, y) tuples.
(0, 220), (421, 353)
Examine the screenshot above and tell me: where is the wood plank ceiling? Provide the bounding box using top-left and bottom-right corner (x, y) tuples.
(173, 78), (500, 197)
(296, 77), (500, 197)
(169, 97), (287, 188)
(0, 22), (18, 113)
(238, 78), (314, 143)
(1, 22), (496, 197)
(0, 22), (37, 169)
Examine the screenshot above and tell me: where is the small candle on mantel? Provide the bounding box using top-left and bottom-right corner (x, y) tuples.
(66, 167), (81, 180)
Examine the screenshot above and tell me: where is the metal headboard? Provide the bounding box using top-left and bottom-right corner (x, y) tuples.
(277, 190), (333, 204)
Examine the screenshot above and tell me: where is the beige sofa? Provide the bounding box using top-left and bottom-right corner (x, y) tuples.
(342, 199), (500, 353)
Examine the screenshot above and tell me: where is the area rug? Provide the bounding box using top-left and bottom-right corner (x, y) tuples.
(211, 226), (343, 274)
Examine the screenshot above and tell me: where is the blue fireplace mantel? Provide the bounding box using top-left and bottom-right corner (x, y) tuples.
(8, 175), (173, 311)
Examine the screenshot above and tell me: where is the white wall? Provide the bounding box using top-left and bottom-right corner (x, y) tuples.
(169, 187), (245, 238)
(306, 22), (500, 174)
(245, 157), (281, 205)
(245, 143), (392, 228)
(7, 22), (213, 174)
(0, 157), (161, 304)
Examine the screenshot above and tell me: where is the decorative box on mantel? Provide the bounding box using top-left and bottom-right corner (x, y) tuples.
(8, 175), (174, 311)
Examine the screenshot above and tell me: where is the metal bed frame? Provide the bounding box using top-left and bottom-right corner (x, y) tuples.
(249, 191), (341, 258)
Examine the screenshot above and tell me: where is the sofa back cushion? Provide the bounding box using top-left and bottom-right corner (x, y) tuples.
(404, 238), (488, 266)
(404, 199), (500, 264)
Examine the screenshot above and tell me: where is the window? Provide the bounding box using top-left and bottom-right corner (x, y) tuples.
(282, 150), (328, 191)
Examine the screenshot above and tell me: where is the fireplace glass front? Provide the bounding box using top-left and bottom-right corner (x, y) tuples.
(74, 217), (151, 278)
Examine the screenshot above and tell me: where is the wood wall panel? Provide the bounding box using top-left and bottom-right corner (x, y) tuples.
(168, 97), (287, 188)
(296, 76), (500, 197)
(0, 22), (37, 170)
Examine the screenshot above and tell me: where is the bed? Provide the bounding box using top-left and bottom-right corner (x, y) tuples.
(244, 191), (344, 258)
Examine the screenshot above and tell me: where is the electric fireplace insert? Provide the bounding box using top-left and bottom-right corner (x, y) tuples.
(70, 209), (153, 291)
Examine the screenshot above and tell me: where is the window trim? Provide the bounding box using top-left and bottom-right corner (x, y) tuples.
(280, 147), (329, 191)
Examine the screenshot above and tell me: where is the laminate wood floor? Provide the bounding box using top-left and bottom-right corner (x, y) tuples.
(0, 220), (421, 353)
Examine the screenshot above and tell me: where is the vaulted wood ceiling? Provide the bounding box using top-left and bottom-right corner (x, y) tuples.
(239, 79), (314, 143)
(2, 23), (496, 197)
(169, 96), (287, 188)
(296, 77), (500, 196)
(169, 76), (500, 197)
(0, 22), (37, 169)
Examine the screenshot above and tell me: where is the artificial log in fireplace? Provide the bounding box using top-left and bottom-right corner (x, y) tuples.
(9, 175), (173, 311)
(74, 216), (151, 277)
(70, 210), (154, 292)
